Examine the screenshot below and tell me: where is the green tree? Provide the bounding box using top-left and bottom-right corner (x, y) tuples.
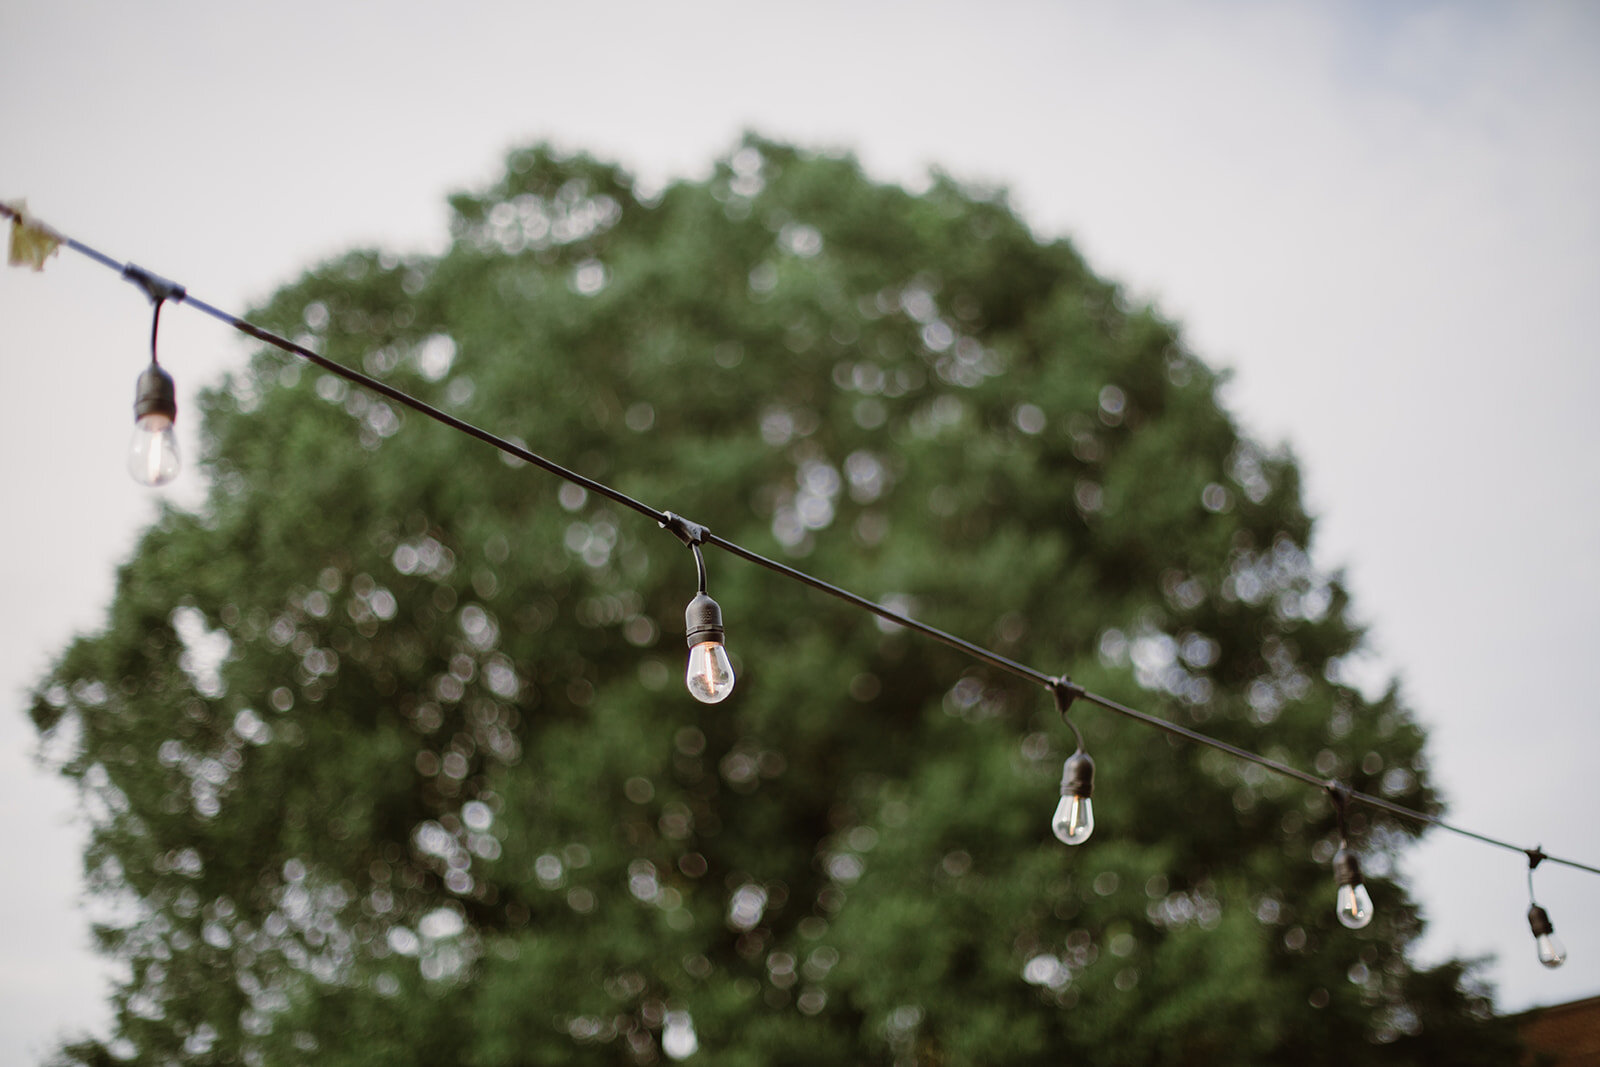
(34, 138), (1517, 1065)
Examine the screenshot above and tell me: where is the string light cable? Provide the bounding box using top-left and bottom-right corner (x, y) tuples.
(6, 202), (1597, 948)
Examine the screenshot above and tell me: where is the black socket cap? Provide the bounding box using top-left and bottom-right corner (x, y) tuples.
(133, 362), (177, 422)
(1333, 847), (1364, 887)
(1060, 751), (1095, 799)
(684, 593), (725, 648)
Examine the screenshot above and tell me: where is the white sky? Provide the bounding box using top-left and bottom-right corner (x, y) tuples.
(2, 1), (1597, 1061)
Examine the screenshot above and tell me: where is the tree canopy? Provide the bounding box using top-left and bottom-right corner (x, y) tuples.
(32, 137), (1518, 1065)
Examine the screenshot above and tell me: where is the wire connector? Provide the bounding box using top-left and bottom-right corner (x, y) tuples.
(121, 262), (186, 305)
(1050, 675), (1086, 713)
(659, 511), (710, 547)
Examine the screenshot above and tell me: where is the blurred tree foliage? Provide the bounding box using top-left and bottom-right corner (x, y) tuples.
(33, 138), (1518, 1066)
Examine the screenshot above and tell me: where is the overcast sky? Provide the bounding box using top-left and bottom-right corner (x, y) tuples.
(3, 1), (1597, 1061)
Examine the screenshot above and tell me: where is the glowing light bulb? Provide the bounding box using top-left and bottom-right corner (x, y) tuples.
(1332, 848), (1374, 929)
(686, 640), (734, 703)
(684, 593), (734, 703)
(1536, 933), (1567, 969)
(128, 413), (180, 486)
(1051, 752), (1095, 845)
(129, 362), (179, 486)
(1528, 905), (1566, 968)
(662, 1010), (699, 1060)
(1336, 882), (1374, 929)
(1052, 793), (1094, 845)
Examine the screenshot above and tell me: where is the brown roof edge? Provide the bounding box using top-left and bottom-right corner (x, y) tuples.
(1509, 994), (1600, 1022)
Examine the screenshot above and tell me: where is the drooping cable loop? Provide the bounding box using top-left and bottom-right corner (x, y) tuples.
(149, 299), (163, 363)
(1327, 781), (1353, 847)
(1526, 847), (1547, 902)
(1051, 676), (1087, 756)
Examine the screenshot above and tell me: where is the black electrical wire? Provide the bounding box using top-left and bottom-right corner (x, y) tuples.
(7, 202), (1598, 879)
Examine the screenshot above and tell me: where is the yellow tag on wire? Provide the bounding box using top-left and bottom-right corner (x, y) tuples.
(6, 200), (64, 271)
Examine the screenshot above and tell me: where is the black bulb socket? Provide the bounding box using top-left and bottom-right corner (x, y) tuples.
(1528, 904), (1554, 938)
(1333, 847), (1364, 887)
(133, 362), (177, 423)
(684, 593), (725, 649)
(1060, 751), (1095, 799)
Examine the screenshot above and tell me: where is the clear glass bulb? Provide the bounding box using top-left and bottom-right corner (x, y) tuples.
(1336, 882), (1374, 929)
(1536, 932), (1567, 968)
(128, 413), (180, 486)
(662, 1010), (699, 1060)
(685, 641), (734, 703)
(1051, 793), (1094, 845)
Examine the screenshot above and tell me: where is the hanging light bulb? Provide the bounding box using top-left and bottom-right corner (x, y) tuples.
(1051, 751), (1095, 845)
(1527, 905), (1566, 968)
(1523, 848), (1567, 968)
(661, 517), (735, 704)
(128, 360), (179, 486)
(121, 277), (185, 488)
(684, 592), (734, 703)
(1332, 847), (1374, 929)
